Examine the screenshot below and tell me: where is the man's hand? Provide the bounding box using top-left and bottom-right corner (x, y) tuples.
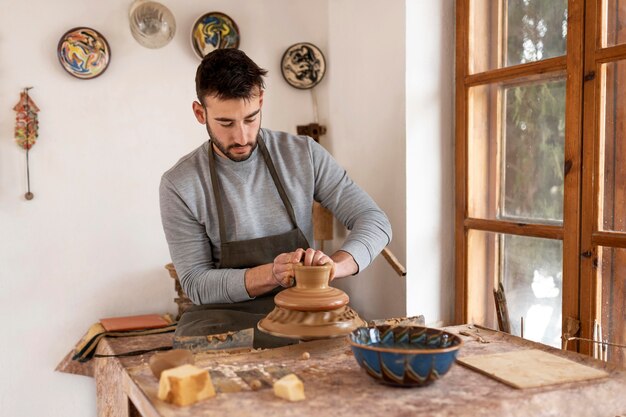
(244, 248), (358, 296)
(271, 248), (306, 287)
(274, 248), (338, 282)
(298, 248), (336, 280)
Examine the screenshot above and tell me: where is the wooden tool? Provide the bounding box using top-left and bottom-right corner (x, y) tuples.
(493, 282), (511, 333)
(173, 328), (254, 353)
(459, 330), (489, 343)
(381, 247), (407, 276)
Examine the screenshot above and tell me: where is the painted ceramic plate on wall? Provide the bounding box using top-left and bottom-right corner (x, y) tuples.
(281, 42), (326, 89)
(191, 12), (240, 59)
(57, 27), (111, 79)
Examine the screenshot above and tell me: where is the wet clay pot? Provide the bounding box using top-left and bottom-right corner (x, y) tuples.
(257, 264), (365, 340)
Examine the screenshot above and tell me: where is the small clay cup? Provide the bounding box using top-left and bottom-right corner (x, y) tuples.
(293, 263), (332, 290)
(274, 263), (347, 311)
(149, 349), (194, 379)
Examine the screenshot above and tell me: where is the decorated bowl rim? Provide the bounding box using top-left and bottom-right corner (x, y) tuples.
(347, 325), (463, 354)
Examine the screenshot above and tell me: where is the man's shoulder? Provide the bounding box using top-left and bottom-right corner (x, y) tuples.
(261, 128), (313, 154)
(162, 142), (208, 184)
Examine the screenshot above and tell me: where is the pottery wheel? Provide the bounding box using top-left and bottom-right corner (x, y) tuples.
(274, 286), (349, 311)
(257, 264), (365, 340)
(258, 305), (365, 340)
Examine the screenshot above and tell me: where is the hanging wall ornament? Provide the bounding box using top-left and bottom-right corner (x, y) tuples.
(57, 27), (111, 79)
(129, 0), (176, 49)
(281, 42), (326, 89)
(13, 87), (40, 200)
(191, 12), (240, 58)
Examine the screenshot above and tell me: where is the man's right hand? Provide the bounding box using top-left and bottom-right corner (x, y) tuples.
(273, 248), (337, 285)
(271, 248), (306, 287)
(242, 249), (307, 296)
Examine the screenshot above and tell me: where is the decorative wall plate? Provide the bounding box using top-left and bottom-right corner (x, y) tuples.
(281, 42), (326, 89)
(57, 27), (111, 79)
(191, 12), (240, 59)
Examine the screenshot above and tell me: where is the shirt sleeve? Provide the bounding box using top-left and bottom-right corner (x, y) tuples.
(159, 176), (253, 305)
(308, 139), (392, 272)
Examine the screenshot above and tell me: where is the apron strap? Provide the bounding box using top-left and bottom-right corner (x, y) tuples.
(207, 133), (300, 244)
(207, 141), (229, 244)
(256, 135), (300, 228)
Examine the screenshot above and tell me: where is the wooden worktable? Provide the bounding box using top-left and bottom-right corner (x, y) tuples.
(88, 325), (626, 417)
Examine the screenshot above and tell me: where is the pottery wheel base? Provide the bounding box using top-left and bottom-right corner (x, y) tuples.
(257, 305), (365, 340)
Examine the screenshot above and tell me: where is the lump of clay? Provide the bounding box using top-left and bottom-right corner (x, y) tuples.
(149, 349), (194, 379)
(273, 373), (305, 402)
(158, 364), (215, 406)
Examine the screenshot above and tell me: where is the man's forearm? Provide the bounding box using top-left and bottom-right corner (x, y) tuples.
(244, 263), (279, 297)
(330, 250), (358, 278)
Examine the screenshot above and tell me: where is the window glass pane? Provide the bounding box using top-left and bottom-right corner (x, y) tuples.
(467, 77), (565, 224)
(506, 0), (568, 67)
(470, 0), (568, 73)
(599, 246), (626, 366)
(604, 0), (626, 47)
(600, 60), (626, 232)
(501, 79), (565, 223)
(502, 235), (562, 348)
(467, 230), (563, 348)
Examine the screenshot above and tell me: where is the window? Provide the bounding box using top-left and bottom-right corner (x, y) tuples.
(456, 0), (626, 365)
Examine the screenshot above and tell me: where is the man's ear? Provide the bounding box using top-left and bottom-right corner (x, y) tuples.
(192, 101), (206, 124)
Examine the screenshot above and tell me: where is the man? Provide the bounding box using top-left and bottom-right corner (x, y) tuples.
(159, 48), (391, 347)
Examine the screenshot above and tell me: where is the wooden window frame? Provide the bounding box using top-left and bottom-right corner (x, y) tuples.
(580, 0), (626, 358)
(457, 0), (626, 358)
(455, 0), (584, 349)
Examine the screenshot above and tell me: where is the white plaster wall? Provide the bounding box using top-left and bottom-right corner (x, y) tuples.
(0, 1), (328, 416)
(405, 0), (456, 325)
(0, 0), (455, 415)
(325, 0), (407, 320)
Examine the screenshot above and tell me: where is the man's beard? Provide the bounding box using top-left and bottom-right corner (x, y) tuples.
(205, 122), (260, 162)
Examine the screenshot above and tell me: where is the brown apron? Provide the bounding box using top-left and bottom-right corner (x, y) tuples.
(174, 134), (310, 348)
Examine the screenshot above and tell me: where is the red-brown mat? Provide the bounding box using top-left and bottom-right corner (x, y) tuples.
(100, 314), (170, 332)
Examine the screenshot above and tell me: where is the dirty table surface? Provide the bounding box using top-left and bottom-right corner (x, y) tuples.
(92, 325), (626, 417)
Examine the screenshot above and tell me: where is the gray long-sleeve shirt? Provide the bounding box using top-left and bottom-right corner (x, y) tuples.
(159, 128), (392, 305)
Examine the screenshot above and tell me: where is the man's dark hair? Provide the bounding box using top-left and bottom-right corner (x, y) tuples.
(195, 49), (268, 104)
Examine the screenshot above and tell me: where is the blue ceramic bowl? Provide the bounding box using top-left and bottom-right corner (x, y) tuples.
(348, 325), (462, 387)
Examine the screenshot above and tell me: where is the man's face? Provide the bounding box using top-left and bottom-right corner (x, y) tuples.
(192, 89), (264, 162)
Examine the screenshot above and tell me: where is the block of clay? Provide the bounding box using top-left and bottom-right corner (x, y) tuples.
(149, 349), (194, 379)
(158, 364), (215, 406)
(273, 373), (305, 402)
